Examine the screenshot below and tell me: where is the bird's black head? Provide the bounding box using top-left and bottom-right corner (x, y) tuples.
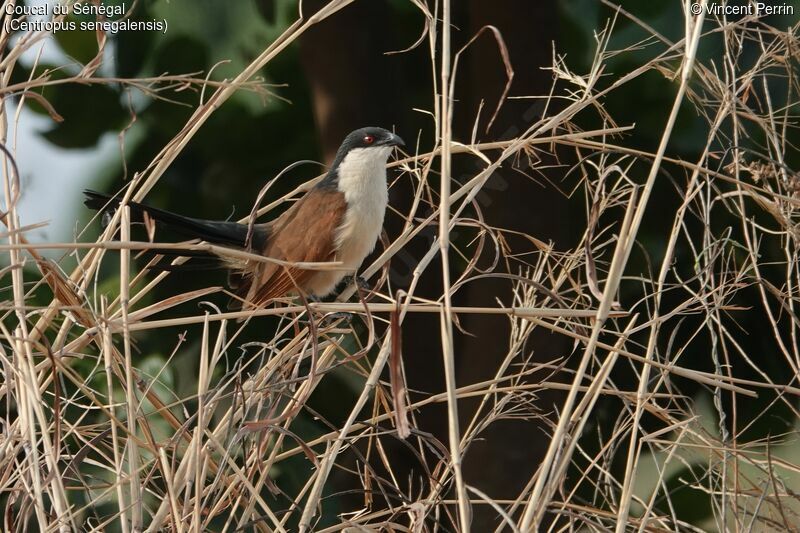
(315, 127), (405, 191)
(330, 127), (405, 169)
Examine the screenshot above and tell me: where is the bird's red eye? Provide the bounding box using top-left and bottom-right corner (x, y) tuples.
(363, 135), (375, 145)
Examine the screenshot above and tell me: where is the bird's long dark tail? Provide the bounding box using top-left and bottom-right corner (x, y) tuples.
(83, 190), (266, 249)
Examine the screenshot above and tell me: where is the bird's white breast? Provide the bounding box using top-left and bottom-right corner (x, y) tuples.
(334, 146), (391, 269)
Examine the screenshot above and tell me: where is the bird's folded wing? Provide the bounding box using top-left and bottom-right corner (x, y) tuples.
(241, 188), (348, 307)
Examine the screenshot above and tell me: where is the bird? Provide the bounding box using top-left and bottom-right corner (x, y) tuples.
(84, 126), (405, 309)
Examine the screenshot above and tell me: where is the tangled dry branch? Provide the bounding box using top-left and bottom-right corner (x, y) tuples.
(1, 1), (799, 532)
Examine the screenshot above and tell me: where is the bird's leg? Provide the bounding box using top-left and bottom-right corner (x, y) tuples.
(346, 274), (370, 292)
(323, 276), (370, 326)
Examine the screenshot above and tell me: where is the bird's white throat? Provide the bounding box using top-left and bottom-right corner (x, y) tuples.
(335, 146), (393, 201)
(333, 145), (392, 270)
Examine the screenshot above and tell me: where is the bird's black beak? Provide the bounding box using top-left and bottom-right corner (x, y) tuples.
(385, 133), (405, 148)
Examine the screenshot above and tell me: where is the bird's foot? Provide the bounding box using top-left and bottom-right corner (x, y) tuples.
(320, 312), (354, 327)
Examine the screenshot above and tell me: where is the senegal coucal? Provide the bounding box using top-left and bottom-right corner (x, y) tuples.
(84, 126), (404, 309)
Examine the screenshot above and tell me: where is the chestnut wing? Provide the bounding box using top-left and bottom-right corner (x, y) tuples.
(240, 188), (347, 307)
